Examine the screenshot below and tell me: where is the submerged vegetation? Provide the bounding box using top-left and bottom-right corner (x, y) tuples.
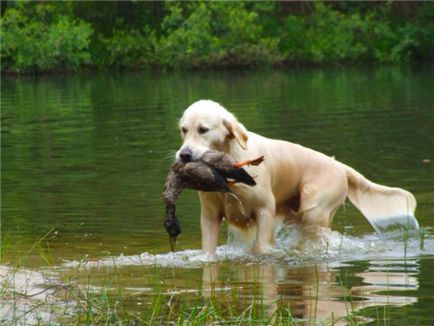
(1, 1), (434, 73)
(0, 263), (390, 325)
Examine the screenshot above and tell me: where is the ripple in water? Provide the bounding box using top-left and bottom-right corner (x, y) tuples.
(63, 225), (433, 269)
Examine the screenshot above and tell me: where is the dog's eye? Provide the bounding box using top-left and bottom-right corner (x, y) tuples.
(198, 126), (209, 134)
(181, 127), (188, 134)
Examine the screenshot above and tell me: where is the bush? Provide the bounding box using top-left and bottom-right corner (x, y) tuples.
(97, 28), (157, 68)
(281, 3), (375, 64)
(280, 3), (434, 64)
(156, 2), (281, 67)
(1, 5), (93, 73)
(393, 3), (434, 62)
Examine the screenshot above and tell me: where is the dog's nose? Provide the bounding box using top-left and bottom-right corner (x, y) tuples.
(179, 148), (193, 162)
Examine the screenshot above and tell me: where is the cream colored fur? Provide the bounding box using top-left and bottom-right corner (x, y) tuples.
(176, 100), (418, 255)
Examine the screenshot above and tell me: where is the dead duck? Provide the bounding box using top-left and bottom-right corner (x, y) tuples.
(200, 151), (264, 186)
(162, 150), (264, 251)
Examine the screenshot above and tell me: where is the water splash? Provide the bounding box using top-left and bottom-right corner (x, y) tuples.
(369, 214), (420, 234)
(63, 225), (434, 269)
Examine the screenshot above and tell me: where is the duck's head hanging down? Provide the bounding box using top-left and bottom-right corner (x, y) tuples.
(162, 150), (264, 251)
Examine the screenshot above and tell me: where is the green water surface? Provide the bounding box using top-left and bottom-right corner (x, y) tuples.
(2, 67), (433, 324)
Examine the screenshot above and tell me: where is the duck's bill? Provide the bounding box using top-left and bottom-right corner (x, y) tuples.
(169, 236), (177, 252)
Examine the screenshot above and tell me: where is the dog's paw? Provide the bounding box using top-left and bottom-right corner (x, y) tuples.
(252, 240), (279, 255)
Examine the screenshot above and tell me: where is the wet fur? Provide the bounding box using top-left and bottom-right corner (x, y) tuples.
(176, 100), (418, 255)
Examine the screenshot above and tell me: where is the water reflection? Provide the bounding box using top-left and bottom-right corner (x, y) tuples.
(61, 250), (422, 324)
(201, 259), (418, 324)
(59, 224), (430, 324)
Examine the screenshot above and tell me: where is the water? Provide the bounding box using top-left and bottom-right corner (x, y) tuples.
(2, 66), (434, 324)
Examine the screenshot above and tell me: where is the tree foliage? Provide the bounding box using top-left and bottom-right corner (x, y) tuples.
(1, 3), (93, 73)
(156, 2), (280, 67)
(1, 1), (433, 73)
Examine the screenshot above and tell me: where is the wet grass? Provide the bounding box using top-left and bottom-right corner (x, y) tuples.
(0, 263), (380, 326)
(1, 227), (429, 325)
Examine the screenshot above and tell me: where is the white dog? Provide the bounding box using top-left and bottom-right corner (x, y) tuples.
(176, 100), (418, 255)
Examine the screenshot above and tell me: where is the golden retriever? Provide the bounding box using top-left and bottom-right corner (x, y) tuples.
(176, 100), (418, 255)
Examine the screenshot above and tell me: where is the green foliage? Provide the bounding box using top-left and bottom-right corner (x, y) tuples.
(281, 4), (386, 63)
(280, 3), (434, 64)
(157, 2), (280, 67)
(97, 28), (157, 67)
(1, 4), (93, 73)
(1, 1), (433, 73)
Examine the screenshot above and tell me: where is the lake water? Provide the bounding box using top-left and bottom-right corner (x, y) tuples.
(2, 67), (433, 324)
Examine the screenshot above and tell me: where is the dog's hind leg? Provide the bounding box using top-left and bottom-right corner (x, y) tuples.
(298, 172), (348, 228)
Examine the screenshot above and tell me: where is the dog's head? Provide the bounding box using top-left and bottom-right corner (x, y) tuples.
(176, 100), (248, 162)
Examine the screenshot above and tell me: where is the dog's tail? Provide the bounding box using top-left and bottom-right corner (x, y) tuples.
(338, 162), (418, 233)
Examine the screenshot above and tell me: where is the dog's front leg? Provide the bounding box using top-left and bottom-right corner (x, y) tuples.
(253, 203), (276, 254)
(201, 214), (221, 256)
(199, 192), (222, 256)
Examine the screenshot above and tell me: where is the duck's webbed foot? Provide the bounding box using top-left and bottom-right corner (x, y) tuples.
(233, 155), (264, 169)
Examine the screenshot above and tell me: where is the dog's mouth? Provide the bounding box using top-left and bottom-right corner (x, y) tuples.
(176, 145), (209, 163)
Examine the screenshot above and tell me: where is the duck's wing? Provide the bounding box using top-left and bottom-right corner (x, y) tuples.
(223, 167), (256, 186)
(200, 150), (223, 163)
(183, 163), (231, 193)
(201, 152), (257, 186)
(201, 151), (234, 170)
(182, 162), (214, 180)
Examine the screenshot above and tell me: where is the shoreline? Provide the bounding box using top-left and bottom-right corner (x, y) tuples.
(2, 60), (433, 77)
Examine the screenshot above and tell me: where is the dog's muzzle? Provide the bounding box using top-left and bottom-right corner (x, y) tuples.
(179, 147), (193, 162)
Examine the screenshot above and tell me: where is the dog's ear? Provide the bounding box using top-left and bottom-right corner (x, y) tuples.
(223, 118), (248, 150)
